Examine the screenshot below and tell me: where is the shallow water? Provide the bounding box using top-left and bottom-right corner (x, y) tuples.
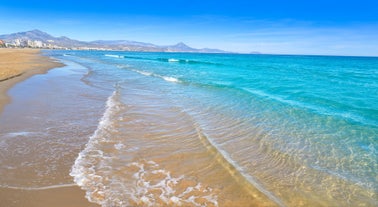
(0, 60), (107, 189)
(1, 51), (377, 206)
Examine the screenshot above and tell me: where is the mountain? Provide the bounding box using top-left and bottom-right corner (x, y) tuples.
(0, 30), (229, 53)
(162, 42), (229, 53)
(0, 29), (52, 41)
(165, 42), (197, 52)
(90, 40), (157, 47)
(0, 29), (88, 47)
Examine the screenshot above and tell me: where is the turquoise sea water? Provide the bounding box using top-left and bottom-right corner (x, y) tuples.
(48, 51), (377, 206)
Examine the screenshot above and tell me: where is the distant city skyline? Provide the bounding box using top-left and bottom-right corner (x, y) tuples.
(1, 0), (377, 56)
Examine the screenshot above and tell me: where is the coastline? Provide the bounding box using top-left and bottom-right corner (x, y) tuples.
(0, 48), (64, 114)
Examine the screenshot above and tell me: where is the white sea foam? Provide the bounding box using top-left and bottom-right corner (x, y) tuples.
(161, 76), (180, 83)
(70, 90), (123, 204)
(125, 160), (218, 207)
(132, 69), (153, 76)
(104, 54), (123, 58)
(4, 131), (46, 137)
(114, 143), (125, 150)
(132, 69), (180, 83)
(168, 58), (179, 62)
(5, 131), (32, 137)
(1, 183), (77, 191)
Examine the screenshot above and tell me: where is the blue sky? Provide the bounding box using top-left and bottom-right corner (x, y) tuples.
(1, 0), (377, 56)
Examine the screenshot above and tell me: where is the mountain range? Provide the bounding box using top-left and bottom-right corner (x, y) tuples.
(0, 30), (228, 53)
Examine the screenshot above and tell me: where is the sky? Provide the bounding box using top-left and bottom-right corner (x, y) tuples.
(0, 0), (377, 56)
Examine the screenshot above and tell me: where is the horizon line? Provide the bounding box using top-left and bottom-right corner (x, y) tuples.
(2, 29), (378, 58)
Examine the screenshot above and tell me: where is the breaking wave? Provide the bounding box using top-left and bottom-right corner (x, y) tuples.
(104, 54), (222, 65)
(104, 54), (124, 58)
(131, 69), (180, 83)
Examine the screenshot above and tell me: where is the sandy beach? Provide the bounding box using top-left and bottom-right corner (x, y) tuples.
(0, 48), (63, 114)
(0, 49), (99, 207)
(0, 186), (96, 207)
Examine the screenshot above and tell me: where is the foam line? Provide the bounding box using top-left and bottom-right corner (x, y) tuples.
(1, 183), (77, 190)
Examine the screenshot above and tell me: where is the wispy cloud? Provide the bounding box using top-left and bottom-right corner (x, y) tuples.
(190, 18), (378, 56)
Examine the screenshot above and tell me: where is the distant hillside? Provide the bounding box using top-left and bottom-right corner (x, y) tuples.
(0, 29), (88, 48)
(0, 29), (229, 53)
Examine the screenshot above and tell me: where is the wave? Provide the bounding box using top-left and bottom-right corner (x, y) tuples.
(1, 183), (77, 191)
(131, 69), (153, 77)
(104, 54), (222, 66)
(157, 58), (222, 65)
(168, 58), (180, 62)
(104, 54), (124, 58)
(3, 131), (47, 137)
(122, 55), (147, 60)
(107, 55), (152, 61)
(162, 76), (180, 83)
(194, 126), (286, 207)
(131, 69), (180, 83)
(70, 89), (123, 205)
(117, 65), (180, 83)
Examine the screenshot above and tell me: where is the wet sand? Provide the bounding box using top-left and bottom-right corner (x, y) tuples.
(0, 49), (99, 207)
(0, 186), (97, 207)
(0, 48), (63, 114)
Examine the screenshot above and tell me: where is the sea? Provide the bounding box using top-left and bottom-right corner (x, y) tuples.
(0, 51), (377, 207)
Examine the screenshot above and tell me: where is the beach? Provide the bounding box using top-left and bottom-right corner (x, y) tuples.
(0, 49), (99, 207)
(0, 48), (63, 113)
(0, 49), (376, 207)
(2, 0), (377, 205)
(0, 49), (279, 207)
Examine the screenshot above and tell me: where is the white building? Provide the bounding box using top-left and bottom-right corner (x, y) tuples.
(26, 40), (43, 48)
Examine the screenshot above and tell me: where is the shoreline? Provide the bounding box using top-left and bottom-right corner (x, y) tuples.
(0, 48), (64, 114)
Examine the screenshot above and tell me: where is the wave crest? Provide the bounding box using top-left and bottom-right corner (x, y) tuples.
(104, 54), (124, 58)
(131, 69), (181, 83)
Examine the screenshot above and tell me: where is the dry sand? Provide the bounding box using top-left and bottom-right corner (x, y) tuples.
(0, 48), (63, 113)
(0, 48), (99, 207)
